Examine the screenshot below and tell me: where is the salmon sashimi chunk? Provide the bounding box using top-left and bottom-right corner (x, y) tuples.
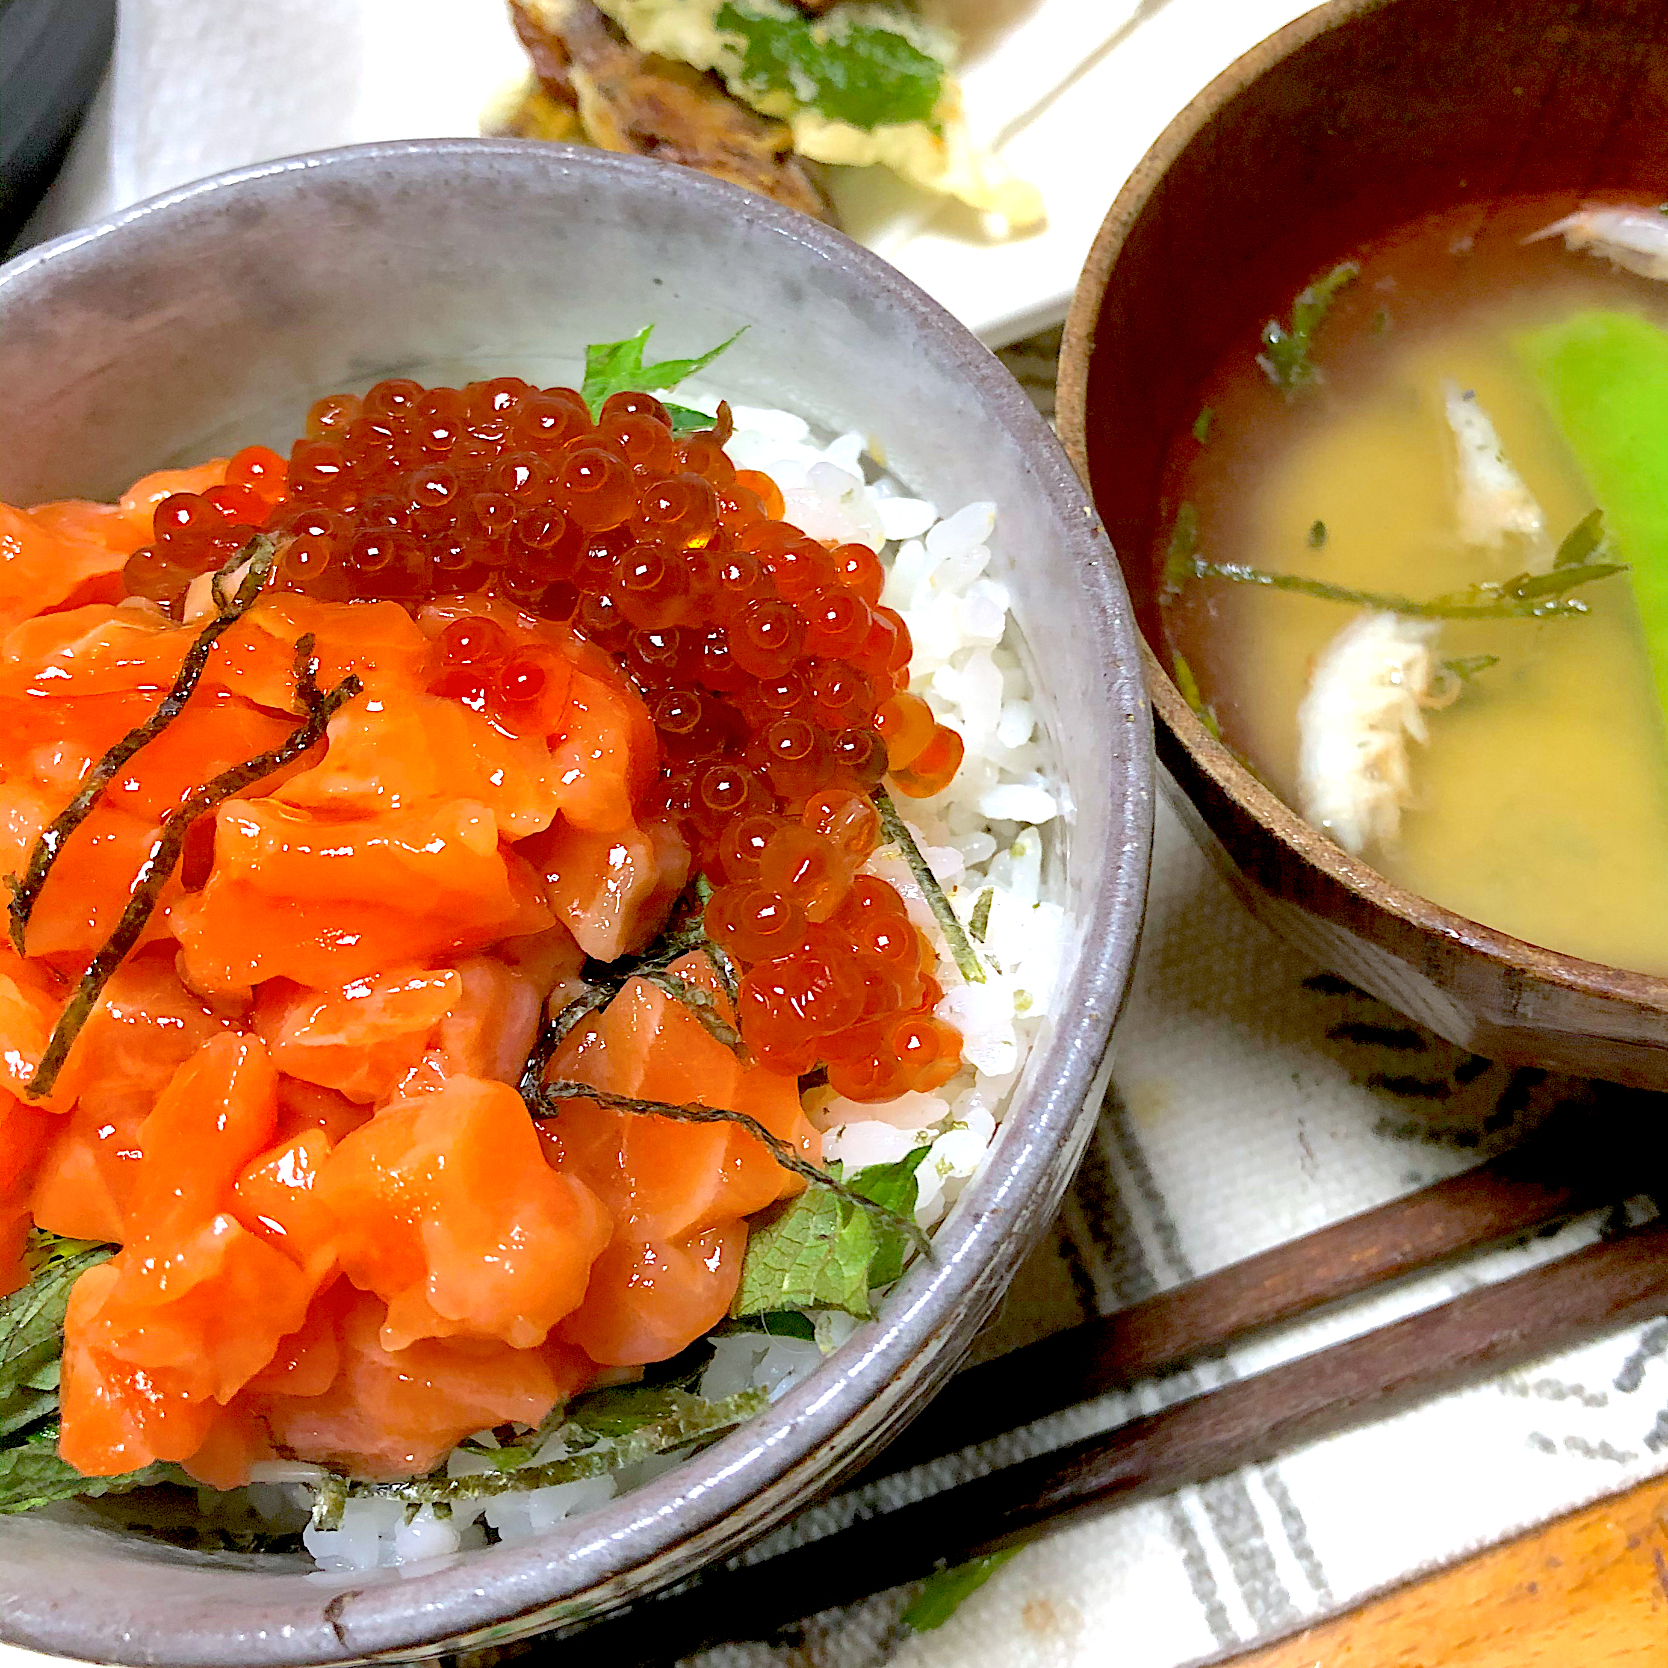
(0, 505), (139, 637)
(233, 1127), (340, 1282)
(255, 968), (463, 1103)
(58, 1215), (315, 1477)
(557, 1223), (745, 1366)
(211, 595), (435, 710)
(252, 1287), (592, 1481)
(425, 956), (543, 1087)
(170, 799), (554, 989)
(546, 669), (658, 834)
(24, 500), (149, 613)
(30, 1098), (146, 1243)
(0, 1095), (56, 1293)
(0, 792), (180, 965)
(126, 1033), (280, 1237)
(527, 812), (689, 961)
(549, 957), (820, 1242)
(318, 1076), (612, 1351)
(275, 691), (563, 838)
(56, 1035), (329, 1477)
(31, 958), (241, 1239)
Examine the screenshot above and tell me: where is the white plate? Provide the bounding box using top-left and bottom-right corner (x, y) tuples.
(32, 0), (1323, 347)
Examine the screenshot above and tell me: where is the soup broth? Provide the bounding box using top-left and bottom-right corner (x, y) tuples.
(1161, 196), (1668, 976)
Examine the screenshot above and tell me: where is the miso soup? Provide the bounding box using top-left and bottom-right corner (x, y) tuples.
(1160, 195), (1668, 976)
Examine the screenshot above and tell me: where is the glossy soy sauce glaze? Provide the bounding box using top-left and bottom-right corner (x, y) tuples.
(1158, 194), (1668, 976)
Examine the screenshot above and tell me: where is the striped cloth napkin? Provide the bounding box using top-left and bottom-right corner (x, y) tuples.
(664, 786), (1664, 1668)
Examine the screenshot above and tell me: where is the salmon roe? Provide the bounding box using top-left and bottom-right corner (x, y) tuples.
(125, 379), (964, 1098)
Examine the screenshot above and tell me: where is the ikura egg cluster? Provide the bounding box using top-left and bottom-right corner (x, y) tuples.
(120, 377), (968, 1099)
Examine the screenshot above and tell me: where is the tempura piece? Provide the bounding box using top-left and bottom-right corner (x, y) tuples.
(1297, 611), (1443, 856)
(1442, 381), (1549, 570)
(1526, 204), (1668, 281)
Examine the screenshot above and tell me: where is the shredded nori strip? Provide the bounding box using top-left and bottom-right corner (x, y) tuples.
(640, 968), (748, 1061)
(5, 533), (280, 956)
(968, 887), (993, 944)
(529, 1079), (930, 1258)
(872, 788), (984, 984)
(309, 1386), (770, 1524)
(25, 636), (361, 1098)
(1184, 556), (1625, 619)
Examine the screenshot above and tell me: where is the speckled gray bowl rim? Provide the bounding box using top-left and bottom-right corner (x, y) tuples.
(0, 139), (1153, 1665)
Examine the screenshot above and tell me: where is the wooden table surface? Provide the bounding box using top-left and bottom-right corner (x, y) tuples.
(1233, 1475), (1668, 1667)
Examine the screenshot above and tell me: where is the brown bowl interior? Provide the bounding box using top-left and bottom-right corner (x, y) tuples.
(1061, 0), (1668, 1086)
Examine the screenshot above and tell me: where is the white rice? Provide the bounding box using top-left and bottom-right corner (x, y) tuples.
(303, 402), (1065, 1569)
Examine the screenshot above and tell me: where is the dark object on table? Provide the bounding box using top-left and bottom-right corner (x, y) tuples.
(1059, 0), (1668, 1090)
(496, 0), (836, 222)
(0, 0), (115, 248)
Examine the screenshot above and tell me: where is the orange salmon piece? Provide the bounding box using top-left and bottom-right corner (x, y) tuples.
(0, 605), (193, 703)
(318, 1076), (611, 1351)
(432, 956), (542, 1084)
(547, 669), (657, 833)
(170, 799), (554, 989)
(526, 813), (689, 962)
(58, 1213), (315, 1477)
(30, 1098), (145, 1243)
(557, 1224), (745, 1367)
(67, 951), (235, 1111)
(275, 1077), (373, 1144)
(0, 506), (123, 638)
(549, 960), (819, 1243)
(211, 594), (433, 710)
(275, 690), (562, 839)
(0, 944), (85, 1111)
(0, 791), (180, 964)
(58, 1260), (217, 1473)
(255, 968), (461, 1103)
(233, 1128), (339, 1282)
(84, 1214), (314, 1403)
(493, 920), (586, 1000)
(126, 1033), (279, 1239)
(27, 500), (148, 613)
(0, 1094), (56, 1291)
(256, 1287), (590, 1481)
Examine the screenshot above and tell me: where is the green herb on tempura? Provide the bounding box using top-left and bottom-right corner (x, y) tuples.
(716, 0), (947, 131)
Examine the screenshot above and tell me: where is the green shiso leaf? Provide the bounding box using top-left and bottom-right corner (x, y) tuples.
(665, 400), (719, 435)
(731, 1146), (930, 1319)
(715, 0), (945, 131)
(580, 326), (744, 420)
(1258, 261), (1359, 393)
(902, 1547), (1021, 1631)
(0, 1234), (111, 1433)
(0, 1426), (177, 1515)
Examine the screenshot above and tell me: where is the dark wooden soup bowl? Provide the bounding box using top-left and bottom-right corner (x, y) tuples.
(1059, 0), (1668, 1088)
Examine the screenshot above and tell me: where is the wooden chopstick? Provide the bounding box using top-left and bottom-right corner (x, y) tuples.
(543, 1213), (1668, 1667)
(860, 1095), (1643, 1479)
